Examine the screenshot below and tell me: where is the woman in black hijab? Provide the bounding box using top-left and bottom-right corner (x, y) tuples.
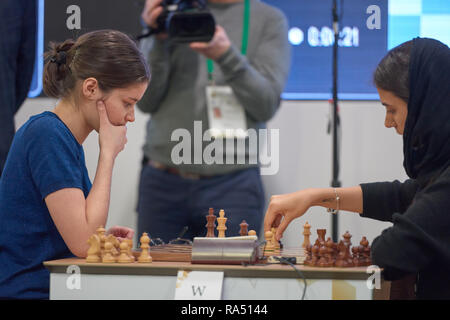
(263, 38), (450, 299)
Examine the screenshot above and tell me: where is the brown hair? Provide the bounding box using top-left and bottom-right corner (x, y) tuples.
(373, 40), (413, 103)
(43, 30), (150, 99)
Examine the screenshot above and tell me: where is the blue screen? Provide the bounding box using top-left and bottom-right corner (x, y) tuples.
(28, 0), (44, 98)
(28, 0), (450, 100)
(264, 0), (388, 100)
(387, 0), (450, 49)
(264, 0), (450, 100)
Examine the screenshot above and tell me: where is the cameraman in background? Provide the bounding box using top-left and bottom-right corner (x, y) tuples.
(137, 0), (291, 242)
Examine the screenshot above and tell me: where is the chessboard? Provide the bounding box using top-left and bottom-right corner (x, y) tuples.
(84, 209), (371, 268)
(137, 244), (191, 262)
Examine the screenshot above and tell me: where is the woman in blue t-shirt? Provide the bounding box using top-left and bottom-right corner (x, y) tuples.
(0, 30), (150, 299)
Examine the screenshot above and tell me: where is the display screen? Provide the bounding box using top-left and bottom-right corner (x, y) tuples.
(28, 0), (44, 98)
(28, 0), (450, 100)
(265, 0), (450, 100)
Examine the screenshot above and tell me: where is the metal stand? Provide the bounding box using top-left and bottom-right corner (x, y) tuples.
(330, 0), (341, 242)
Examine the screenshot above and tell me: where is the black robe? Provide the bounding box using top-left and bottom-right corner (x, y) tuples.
(360, 38), (450, 299)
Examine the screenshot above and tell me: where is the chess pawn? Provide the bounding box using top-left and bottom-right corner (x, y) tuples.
(325, 237), (335, 267)
(343, 231), (352, 247)
(118, 241), (133, 263)
(138, 233), (153, 263)
(264, 231), (275, 253)
(239, 220), (249, 236)
(335, 241), (348, 267)
(360, 236), (369, 247)
(102, 241), (116, 263)
(310, 240), (320, 266)
(318, 244), (329, 267)
(271, 227), (280, 251)
(205, 208), (216, 237)
(216, 209), (227, 238)
(337, 241), (354, 267)
(352, 245), (361, 266)
(106, 234), (120, 257)
(248, 230), (257, 236)
(96, 226), (107, 257)
(332, 241), (338, 255)
(302, 221), (311, 249)
(304, 244), (312, 266)
(345, 242), (355, 267)
(125, 239), (135, 262)
(363, 248), (371, 266)
(86, 234), (101, 263)
(360, 237), (371, 266)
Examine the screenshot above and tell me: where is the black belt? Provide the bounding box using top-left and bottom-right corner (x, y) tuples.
(144, 157), (215, 180)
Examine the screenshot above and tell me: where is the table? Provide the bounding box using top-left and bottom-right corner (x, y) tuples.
(44, 258), (390, 300)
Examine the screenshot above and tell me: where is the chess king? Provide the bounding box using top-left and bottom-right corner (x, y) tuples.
(264, 38), (450, 300)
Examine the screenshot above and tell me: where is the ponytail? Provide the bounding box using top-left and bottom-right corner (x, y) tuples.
(42, 30), (150, 99)
(43, 40), (76, 98)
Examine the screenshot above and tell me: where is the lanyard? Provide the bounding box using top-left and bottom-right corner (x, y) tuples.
(207, 0), (250, 83)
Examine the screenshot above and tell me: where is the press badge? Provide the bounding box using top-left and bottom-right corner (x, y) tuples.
(205, 86), (248, 138)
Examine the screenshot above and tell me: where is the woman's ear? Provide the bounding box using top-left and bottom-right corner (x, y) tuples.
(82, 77), (102, 100)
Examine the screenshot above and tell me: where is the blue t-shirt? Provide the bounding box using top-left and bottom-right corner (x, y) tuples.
(0, 111), (92, 299)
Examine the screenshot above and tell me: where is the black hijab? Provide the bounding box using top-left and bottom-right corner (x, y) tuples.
(403, 38), (450, 187)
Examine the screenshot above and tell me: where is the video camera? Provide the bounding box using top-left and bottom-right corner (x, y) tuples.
(153, 0), (216, 43)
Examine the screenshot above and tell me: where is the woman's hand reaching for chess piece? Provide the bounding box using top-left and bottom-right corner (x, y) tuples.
(264, 187), (364, 241)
